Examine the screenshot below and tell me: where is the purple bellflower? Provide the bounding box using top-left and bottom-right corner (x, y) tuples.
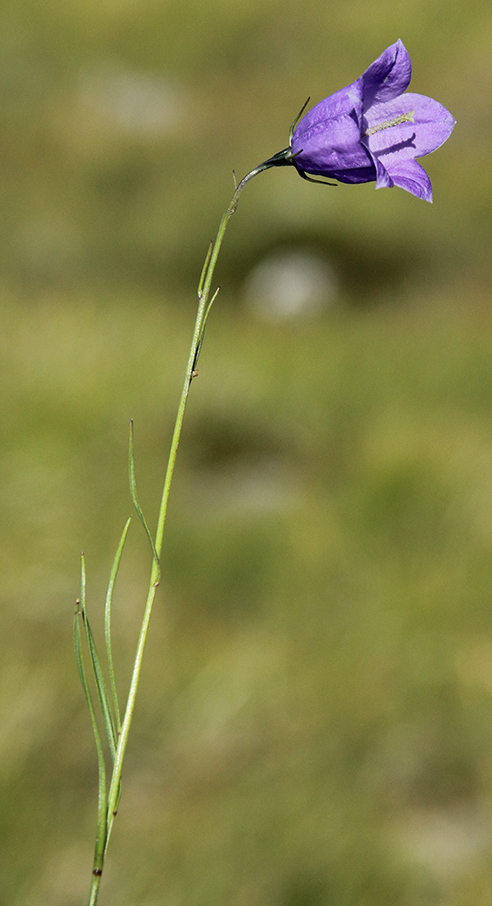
(286, 40), (455, 202)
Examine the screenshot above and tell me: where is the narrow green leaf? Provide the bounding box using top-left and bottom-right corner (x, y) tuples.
(129, 420), (160, 578)
(74, 556), (108, 874)
(192, 286), (220, 374)
(197, 240), (213, 300)
(81, 608), (118, 762)
(204, 284), (220, 323)
(103, 777), (123, 859)
(104, 518), (132, 734)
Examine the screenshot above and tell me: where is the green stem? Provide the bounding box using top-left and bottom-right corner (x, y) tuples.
(88, 147), (293, 903)
(88, 872), (102, 906)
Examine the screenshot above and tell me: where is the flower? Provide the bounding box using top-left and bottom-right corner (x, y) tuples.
(289, 40), (455, 202)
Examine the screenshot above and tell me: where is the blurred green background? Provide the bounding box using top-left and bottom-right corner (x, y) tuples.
(1, 1), (492, 904)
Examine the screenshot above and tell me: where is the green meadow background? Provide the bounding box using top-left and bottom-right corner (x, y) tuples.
(1, 1), (491, 904)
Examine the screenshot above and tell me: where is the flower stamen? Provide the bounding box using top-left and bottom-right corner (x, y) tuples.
(363, 110), (414, 136)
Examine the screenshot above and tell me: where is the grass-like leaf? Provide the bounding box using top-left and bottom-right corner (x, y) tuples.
(192, 286), (220, 375)
(129, 420), (160, 577)
(197, 240), (213, 300)
(104, 517), (132, 734)
(81, 605), (118, 762)
(74, 556), (108, 874)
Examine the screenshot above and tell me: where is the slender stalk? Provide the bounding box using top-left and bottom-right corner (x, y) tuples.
(88, 873), (102, 906)
(87, 148), (293, 904)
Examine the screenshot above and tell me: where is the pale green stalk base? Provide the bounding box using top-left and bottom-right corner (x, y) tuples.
(88, 873), (102, 906)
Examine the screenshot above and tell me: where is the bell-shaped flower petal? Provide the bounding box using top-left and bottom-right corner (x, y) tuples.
(362, 39), (412, 107)
(383, 159), (433, 202)
(363, 93), (457, 162)
(290, 40), (455, 201)
(291, 83), (373, 178)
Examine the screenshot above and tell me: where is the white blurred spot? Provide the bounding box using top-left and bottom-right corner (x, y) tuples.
(393, 803), (492, 879)
(194, 457), (299, 517)
(78, 64), (184, 136)
(244, 249), (337, 320)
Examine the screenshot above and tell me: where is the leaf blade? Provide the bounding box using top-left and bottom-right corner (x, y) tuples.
(129, 420), (160, 578)
(104, 517), (132, 733)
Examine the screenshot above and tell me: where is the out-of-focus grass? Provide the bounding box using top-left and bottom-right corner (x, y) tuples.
(1, 0), (492, 904)
(3, 287), (492, 905)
